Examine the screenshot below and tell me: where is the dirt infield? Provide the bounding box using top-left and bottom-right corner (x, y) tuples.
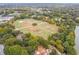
(14, 19), (58, 39)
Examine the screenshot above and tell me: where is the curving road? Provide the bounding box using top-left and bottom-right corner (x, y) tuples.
(0, 44), (4, 55)
(75, 26), (79, 54)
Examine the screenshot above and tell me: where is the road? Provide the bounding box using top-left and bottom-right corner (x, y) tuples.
(0, 44), (4, 55)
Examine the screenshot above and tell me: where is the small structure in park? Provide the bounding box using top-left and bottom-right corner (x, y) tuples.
(35, 45), (49, 55)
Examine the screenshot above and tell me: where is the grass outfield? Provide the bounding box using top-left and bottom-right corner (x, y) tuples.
(14, 19), (58, 39)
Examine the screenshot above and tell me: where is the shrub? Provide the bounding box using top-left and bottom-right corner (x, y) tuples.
(32, 23), (37, 26)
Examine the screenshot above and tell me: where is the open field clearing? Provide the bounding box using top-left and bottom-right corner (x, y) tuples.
(14, 19), (58, 39)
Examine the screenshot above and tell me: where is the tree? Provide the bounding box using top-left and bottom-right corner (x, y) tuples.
(37, 37), (49, 49)
(15, 40), (24, 46)
(0, 27), (6, 36)
(66, 46), (76, 55)
(5, 37), (16, 46)
(20, 13), (27, 19)
(75, 17), (79, 23)
(48, 35), (64, 53)
(55, 40), (64, 53)
(26, 46), (36, 55)
(4, 45), (28, 55)
(0, 11), (4, 15)
(66, 32), (75, 46)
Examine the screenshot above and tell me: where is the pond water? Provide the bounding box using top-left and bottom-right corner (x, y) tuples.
(0, 15), (14, 21)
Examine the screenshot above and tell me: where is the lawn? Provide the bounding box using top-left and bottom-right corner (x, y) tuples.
(14, 19), (58, 39)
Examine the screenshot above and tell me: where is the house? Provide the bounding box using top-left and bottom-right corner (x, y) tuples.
(35, 45), (49, 55)
(16, 32), (25, 41)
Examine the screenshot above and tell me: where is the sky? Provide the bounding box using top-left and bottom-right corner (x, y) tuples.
(0, 0), (79, 3)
